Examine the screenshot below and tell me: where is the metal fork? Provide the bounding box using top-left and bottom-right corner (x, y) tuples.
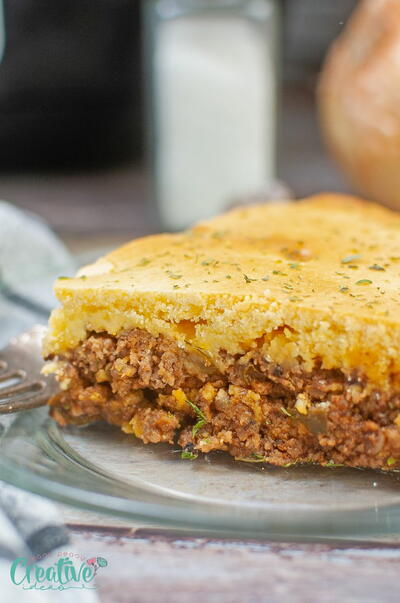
(0, 326), (57, 413)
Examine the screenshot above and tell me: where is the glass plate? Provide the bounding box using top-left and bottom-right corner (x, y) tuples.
(2, 406), (400, 541)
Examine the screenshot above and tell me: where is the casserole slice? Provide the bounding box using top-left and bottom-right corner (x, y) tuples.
(44, 194), (400, 469)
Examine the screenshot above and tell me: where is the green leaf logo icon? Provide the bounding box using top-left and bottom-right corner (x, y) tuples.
(97, 557), (108, 568)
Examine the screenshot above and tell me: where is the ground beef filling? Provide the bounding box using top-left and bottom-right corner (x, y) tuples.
(47, 328), (400, 469)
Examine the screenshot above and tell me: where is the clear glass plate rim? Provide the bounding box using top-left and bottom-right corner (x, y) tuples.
(2, 409), (400, 541)
(2, 451), (400, 540)
(46, 419), (400, 515)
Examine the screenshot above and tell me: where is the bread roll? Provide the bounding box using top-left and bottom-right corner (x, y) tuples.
(318, 0), (400, 209)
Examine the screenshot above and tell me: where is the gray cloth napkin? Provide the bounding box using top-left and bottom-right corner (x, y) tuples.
(0, 485), (97, 602)
(0, 200), (75, 346)
(0, 201), (99, 601)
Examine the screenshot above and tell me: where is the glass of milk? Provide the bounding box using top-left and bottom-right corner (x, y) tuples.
(144, 0), (280, 230)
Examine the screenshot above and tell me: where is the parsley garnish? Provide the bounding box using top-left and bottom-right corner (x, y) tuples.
(356, 279), (372, 285)
(181, 450), (198, 460)
(341, 254), (361, 264)
(186, 399), (207, 436)
(324, 460), (343, 468)
(251, 453), (267, 462)
(235, 453), (267, 463)
(211, 230), (226, 239)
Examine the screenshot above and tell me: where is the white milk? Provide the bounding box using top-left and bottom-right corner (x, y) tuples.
(153, 13), (277, 229)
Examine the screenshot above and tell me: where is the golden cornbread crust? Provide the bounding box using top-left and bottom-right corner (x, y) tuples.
(45, 194), (400, 469)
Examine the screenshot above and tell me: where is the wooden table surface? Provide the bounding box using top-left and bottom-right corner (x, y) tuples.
(67, 525), (400, 603)
(1, 85), (397, 602)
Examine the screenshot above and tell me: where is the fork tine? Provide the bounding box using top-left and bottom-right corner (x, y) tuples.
(0, 370), (26, 384)
(0, 381), (45, 400)
(0, 392), (51, 413)
(0, 360), (8, 372)
(0, 325), (58, 414)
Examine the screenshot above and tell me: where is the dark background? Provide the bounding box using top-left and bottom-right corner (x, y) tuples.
(0, 0), (142, 168)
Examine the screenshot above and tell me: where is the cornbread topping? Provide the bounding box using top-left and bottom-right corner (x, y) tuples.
(45, 194), (400, 469)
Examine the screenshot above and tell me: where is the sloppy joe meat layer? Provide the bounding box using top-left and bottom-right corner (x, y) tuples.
(47, 328), (400, 469)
